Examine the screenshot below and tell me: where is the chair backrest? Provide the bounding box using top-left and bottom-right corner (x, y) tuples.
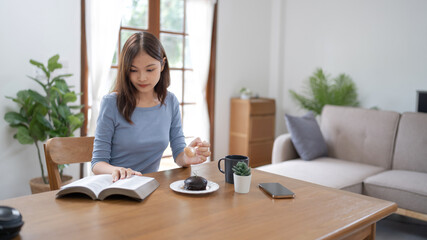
(44, 137), (94, 190)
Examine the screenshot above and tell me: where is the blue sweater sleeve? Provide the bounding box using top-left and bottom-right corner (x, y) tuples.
(169, 93), (186, 160)
(91, 95), (116, 169)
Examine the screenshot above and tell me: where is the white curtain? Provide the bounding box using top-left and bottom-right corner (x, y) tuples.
(186, 0), (216, 144)
(86, 0), (125, 136)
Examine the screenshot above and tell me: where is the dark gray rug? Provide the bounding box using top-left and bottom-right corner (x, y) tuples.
(376, 214), (427, 240)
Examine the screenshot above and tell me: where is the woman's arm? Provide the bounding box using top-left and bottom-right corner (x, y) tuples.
(91, 95), (142, 182)
(92, 162), (142, 182)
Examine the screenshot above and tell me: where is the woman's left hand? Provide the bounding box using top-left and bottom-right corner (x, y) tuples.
(184, 137), (211, 165)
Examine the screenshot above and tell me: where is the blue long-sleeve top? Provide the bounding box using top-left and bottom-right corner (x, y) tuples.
(91, 91), (186, 173)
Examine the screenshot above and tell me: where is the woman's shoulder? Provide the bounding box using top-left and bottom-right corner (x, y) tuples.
(102, 92), (118, 102)
(101, 92), (118, 108)
(166, 91), (178, 103)
(103, 92), (118, 99)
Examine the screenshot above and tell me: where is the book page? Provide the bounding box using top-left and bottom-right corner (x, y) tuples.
(98, 176), (159, 200)
(59, 174), (113, 197)
(104, 176), (153, 191)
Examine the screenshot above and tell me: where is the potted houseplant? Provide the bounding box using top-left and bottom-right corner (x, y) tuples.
(289, 68), (359, 115)
(4, 54), (84, 193)
(239, 87), (252, 99)
(232, 161), (251, 194)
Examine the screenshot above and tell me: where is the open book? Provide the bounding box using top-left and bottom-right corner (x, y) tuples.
(56, 174), (160, 201)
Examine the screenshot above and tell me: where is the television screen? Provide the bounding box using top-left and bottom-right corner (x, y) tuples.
(417, 91), (427, 113)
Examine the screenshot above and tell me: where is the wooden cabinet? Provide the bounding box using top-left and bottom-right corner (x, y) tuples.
(229, 98), (275, 167)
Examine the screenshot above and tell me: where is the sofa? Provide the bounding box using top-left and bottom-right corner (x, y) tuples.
(257, 105), (427, 217)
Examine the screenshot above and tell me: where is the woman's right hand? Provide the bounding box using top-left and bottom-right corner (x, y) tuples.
(112, 167), (143, 182)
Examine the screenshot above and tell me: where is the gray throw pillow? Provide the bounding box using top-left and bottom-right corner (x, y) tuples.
(285, 112), (328, 160)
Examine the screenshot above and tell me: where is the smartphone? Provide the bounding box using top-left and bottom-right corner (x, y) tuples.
(259, 183), (295, 199)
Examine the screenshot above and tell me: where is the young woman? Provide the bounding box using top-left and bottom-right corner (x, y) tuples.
(91, 32), (211, 182)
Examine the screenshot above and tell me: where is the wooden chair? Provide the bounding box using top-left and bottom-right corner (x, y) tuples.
(44, 137), (94, 190)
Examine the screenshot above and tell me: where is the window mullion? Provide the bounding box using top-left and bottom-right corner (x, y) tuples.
(148, 0), (160, 38)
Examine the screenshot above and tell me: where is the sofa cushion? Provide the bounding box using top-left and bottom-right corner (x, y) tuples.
(257, 157), (385, 194)
(364, 170), (427, 214)
(392, 112), (427, 173)
(320, 105), (400, 169)
(285, 112), (328, 160)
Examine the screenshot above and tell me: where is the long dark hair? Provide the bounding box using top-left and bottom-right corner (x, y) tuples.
(114, 31), (170, 124)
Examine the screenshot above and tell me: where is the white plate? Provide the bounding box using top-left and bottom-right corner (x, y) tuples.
(170, 180), (219, 195)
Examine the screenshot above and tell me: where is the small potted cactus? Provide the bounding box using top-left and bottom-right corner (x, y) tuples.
(232, 161), (252, 193)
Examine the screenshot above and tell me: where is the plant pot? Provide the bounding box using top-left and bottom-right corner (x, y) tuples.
(233, 173), (252, 194)
(240, 93), (251, 100)
(29, 175), (73, 194)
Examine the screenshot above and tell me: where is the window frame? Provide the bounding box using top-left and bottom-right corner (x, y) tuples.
(80, 0), (216, 164)
(113, 0), (196, 159)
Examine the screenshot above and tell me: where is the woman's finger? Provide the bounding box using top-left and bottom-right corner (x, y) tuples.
(198, 150), (211, 157)
(126, 168), (133, 178)
(112, 170), (120, 182)
(190, 137), (202, 147)
(196, 147), (210, 152)
(120, 168), (126, 179)
(199, 141), (210, 147)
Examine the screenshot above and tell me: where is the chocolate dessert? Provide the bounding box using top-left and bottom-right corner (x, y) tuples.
(184, 176), (208, 190)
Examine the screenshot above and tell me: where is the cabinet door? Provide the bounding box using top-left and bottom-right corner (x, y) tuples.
(248, 140), (274, 167)
(229, 134), (248, 156)
(249, 115), (275, 141)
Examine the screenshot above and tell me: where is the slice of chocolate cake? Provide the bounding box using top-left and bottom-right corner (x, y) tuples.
(184, 176), (208, 190)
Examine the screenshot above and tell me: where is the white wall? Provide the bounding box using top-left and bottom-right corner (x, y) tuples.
(214, 0), (274, 160)
(214, 0), (427, 160)
(0, 0), (81, 200)
(280, 0), (427, 134)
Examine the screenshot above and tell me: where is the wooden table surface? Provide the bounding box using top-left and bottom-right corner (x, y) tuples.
(1, 161), (397, 240)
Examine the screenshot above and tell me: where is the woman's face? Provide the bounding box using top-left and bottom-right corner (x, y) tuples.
(129, 50), (164, 96)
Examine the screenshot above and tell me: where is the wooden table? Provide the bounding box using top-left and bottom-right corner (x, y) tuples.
(1, 161), (396, 240)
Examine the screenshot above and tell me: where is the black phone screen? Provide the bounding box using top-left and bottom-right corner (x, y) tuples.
(259, 183), (295, 199)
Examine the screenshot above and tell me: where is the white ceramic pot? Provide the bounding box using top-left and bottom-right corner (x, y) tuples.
(240, 93), (251, 99)
(233, 173), (252, 194)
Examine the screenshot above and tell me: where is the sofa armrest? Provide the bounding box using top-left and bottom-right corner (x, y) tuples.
(272, 133), (299, 164)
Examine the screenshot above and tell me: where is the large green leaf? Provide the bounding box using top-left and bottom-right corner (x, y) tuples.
(17, 90), (30, 103)
(54, 79), (69, 93)
(4, 112), (27, 125)
(67, 115), (83, 133)
(29, 117), (47, 141)
(28, 102), (47, 117)
(50, 86), (64, 95)
(51, 116), (62, 129)
(32, 104), (48, 117)
(63, 92), (77, 103)
(16, 126), (34, 144)
(75, 112), (85, 122)
(51, 74), (72, 83)
(35, 113), (53, 130)
(19, 108), (27, 118)
(47, 54), (62, 72)
(28, 90), (49, 107)
(57, 104), (71, 119)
